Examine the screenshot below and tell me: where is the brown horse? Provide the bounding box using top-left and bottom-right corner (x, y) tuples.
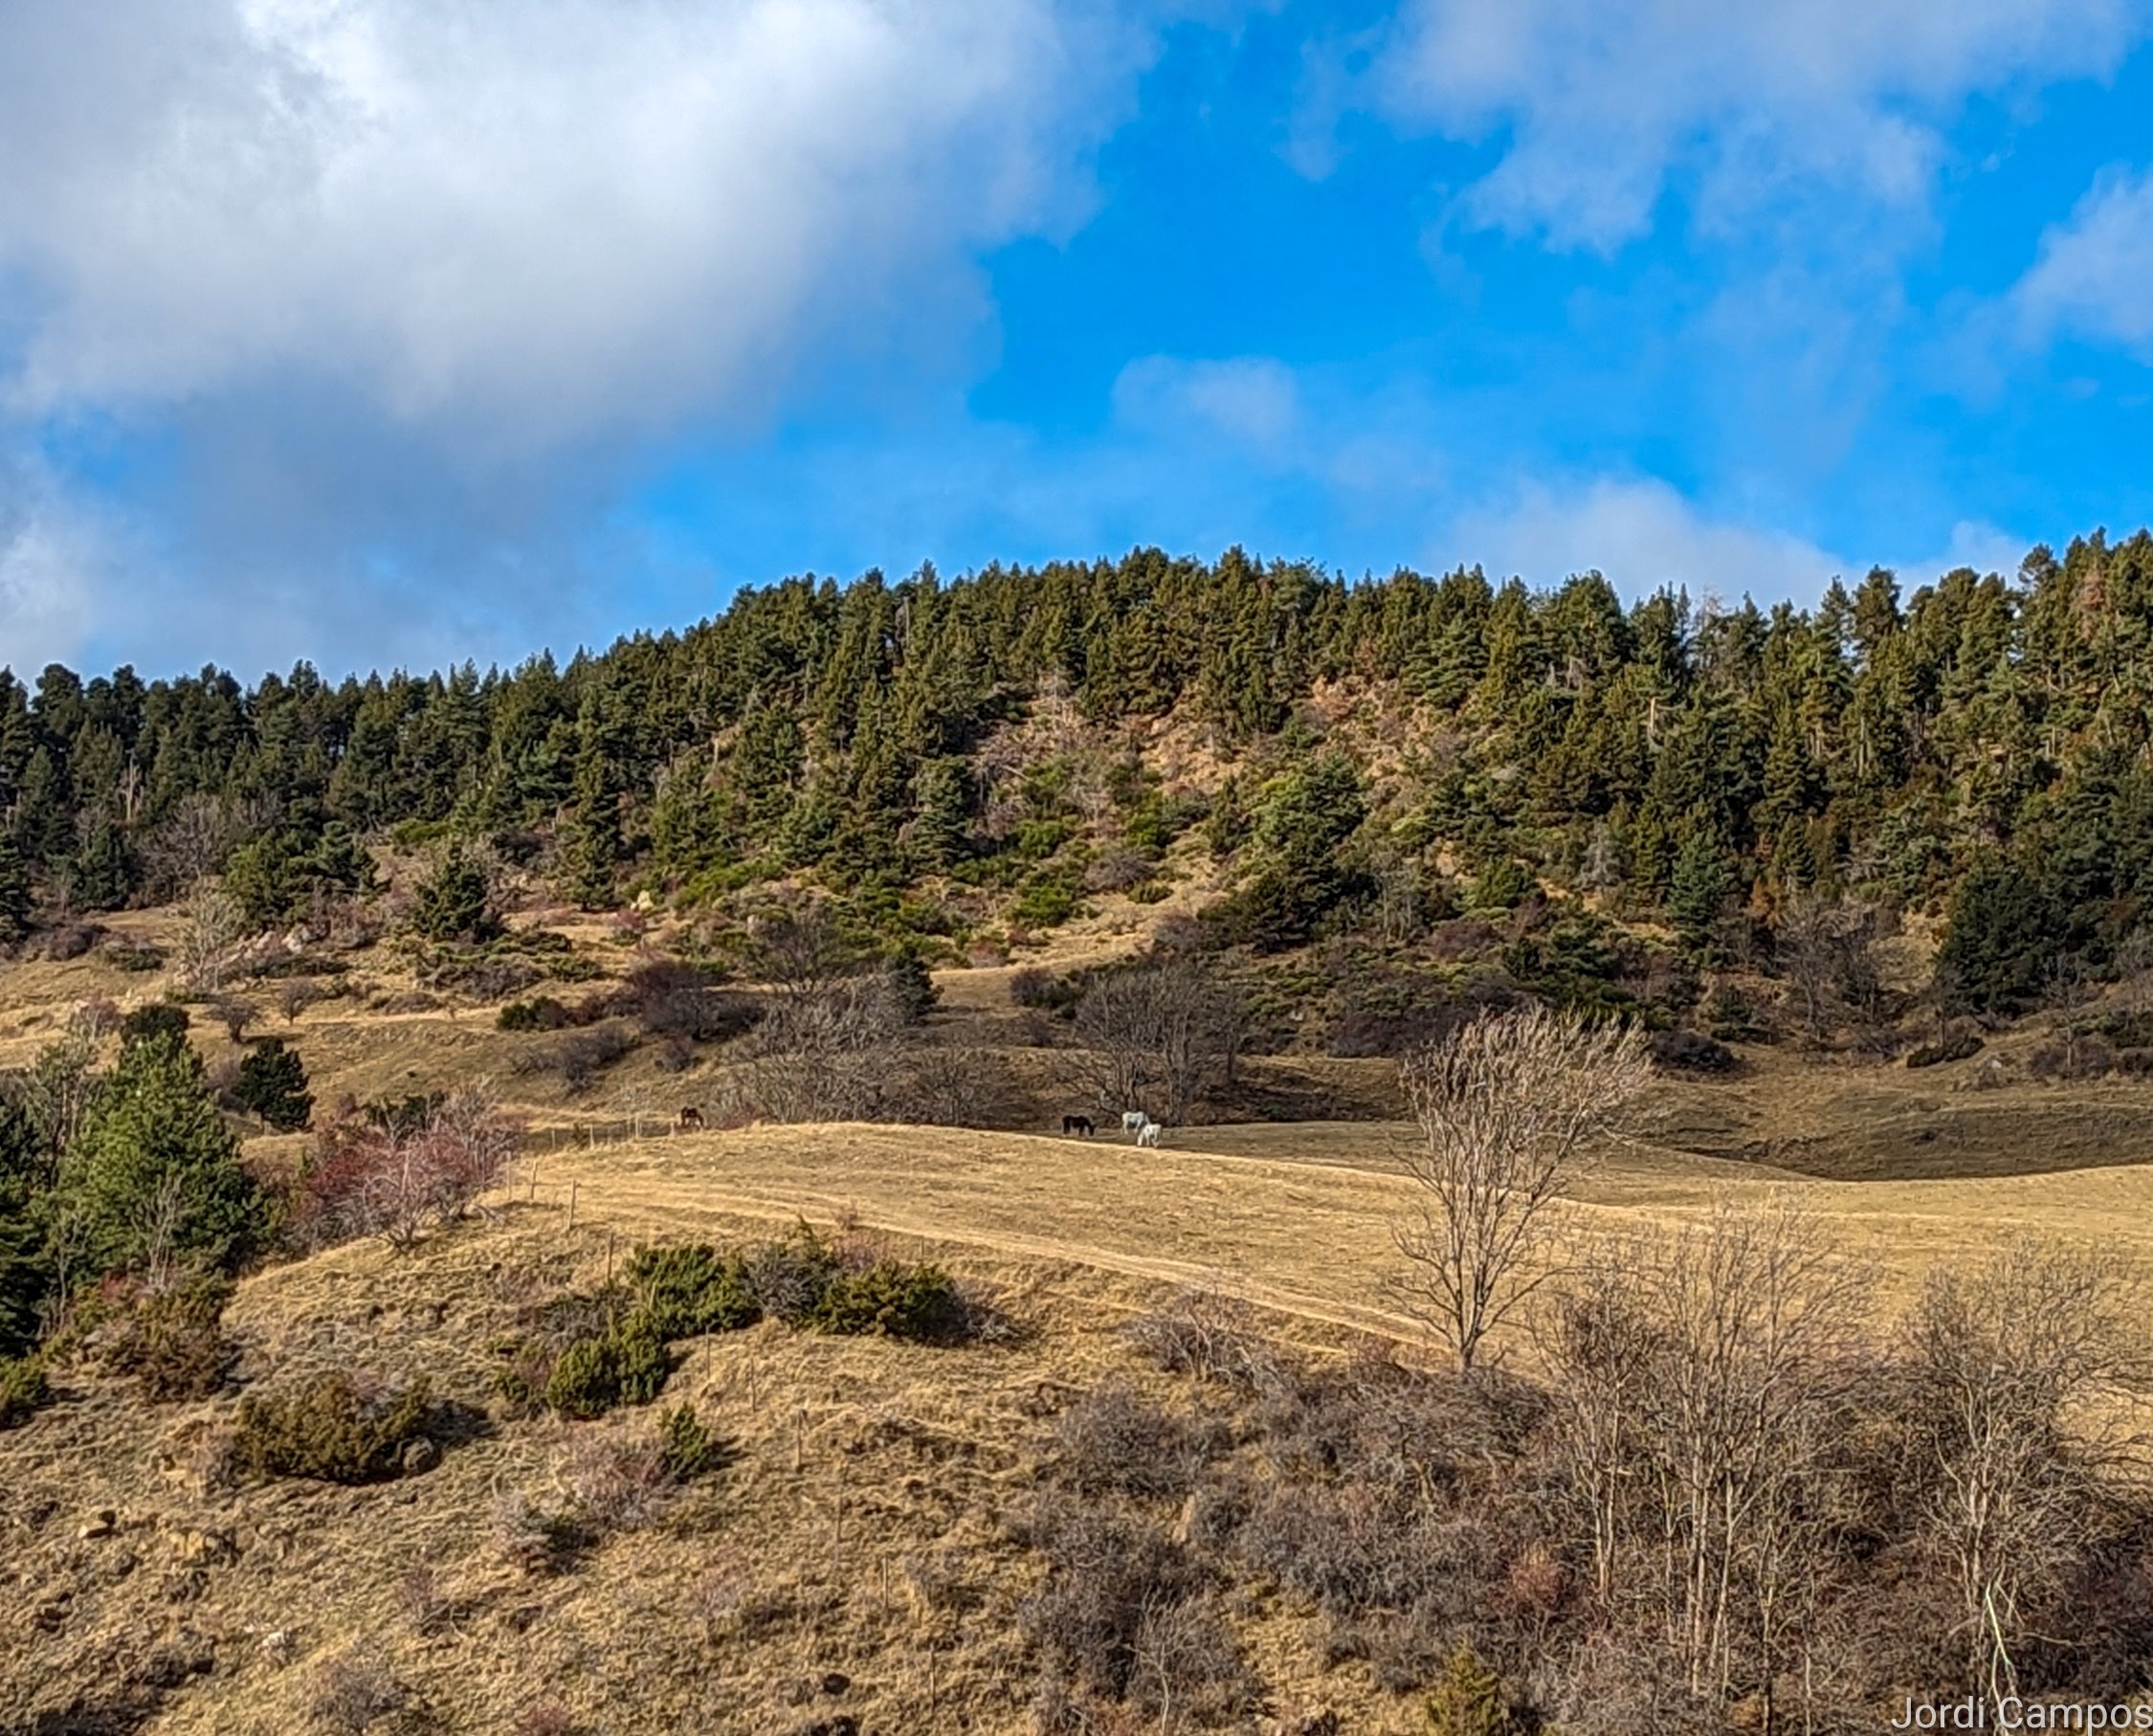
(1061, 1114), (1094, 1137)
(677, 1106), (704, 1132)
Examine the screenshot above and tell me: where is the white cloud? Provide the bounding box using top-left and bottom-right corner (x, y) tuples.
(1368, 0), (2147, 250)
(0, 451), (112, 674)
(1898, 517), (2031, 580)
(1112, 354), (1305, 456)
(0, 0), (1159, 450)
(2011, 165), (2153, 359)
(1446, 476), (1844, 599)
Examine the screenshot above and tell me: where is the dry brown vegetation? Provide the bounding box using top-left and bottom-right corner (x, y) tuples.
(8, 898), (2153, 1731)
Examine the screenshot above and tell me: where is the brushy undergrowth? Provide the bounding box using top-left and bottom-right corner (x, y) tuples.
(233, 1370), (433, 1482)
(495, 1224), (974, 1422)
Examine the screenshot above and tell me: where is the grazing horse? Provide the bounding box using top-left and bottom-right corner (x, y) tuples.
(1121, 1110), (1147, 1135)
(1136, 1119), (1163, 1148)
(677, 1106), (704, 1132)
(1061, 1114), (1095, 1137)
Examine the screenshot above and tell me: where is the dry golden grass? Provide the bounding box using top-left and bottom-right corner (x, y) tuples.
(12, 894), (2153, 1730)
(0, 1211), (1401, 1735)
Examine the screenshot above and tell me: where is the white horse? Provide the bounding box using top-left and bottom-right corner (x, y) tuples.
(1121, 1110), (1147, 1135)
(1136, 1119), (1163, 1148)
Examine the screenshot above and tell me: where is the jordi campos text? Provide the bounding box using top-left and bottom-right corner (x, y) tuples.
(1892, 1700), (2153, 1729)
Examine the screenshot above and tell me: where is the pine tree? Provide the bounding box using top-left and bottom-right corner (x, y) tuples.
(61, 1033), (266, 1273)
(1668, 829), (1736, 960)
(411, 843), (498, 944)
(1426, 1644), (1510, 1736)
(0, 833), (30, 942)
(0, 1101), (53, 1359)
(233, 1038), (313, 1132)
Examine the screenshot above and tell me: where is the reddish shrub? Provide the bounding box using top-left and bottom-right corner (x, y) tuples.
(296, 1089), (521, 1251)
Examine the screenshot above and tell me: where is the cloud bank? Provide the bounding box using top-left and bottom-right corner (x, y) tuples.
(1368, 0), (2148, 249)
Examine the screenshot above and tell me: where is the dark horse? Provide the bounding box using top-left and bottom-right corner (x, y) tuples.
(1061, 1114), (1095, 1137)
(677, 1106), (704, 1131)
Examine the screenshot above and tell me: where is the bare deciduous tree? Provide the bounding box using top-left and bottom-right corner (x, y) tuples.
(1061, 957), (1244, 1125)
(1543, 1206), (1867, 1731)
(1904, 1238), (2144, 1717)
(175, 878), (248, 993)
(736, 974), (907, 1124)
(1777, 892), (1885, 1039)
(1391, 1005), (1648, 1371)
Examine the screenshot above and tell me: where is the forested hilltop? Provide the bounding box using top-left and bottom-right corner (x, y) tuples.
(9, 529), (2153, 1016)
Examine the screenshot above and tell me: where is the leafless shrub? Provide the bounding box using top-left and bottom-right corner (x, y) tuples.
(1903, 1239), (2147, 1714)
(556, 1432), (674, 1532)
(553, 1023), (633, 1094)
(21, 921), (105, 961)
(1392, 1005), (1649, 1370)
(1084, 846), (1155, 895)
(1053, 1383), (1208, 1501)
(72, 996), (123, 1040)
(395, 1568), (451, 1637)
(308, 1646), (410, 1735)
(489, 1491), (573, 1574)
(297, 1087), (521, 1251)
(1019, 1500), (1254, 1724)
(1122, 1289), (1285, 1394)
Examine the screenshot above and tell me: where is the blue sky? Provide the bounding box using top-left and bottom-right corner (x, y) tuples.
(3, 0), (2152, 679)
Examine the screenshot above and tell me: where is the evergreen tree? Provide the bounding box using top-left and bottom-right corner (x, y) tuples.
(1426, 1644), (1510, 1736)
(232, 1037), (313, 1132)
(0, 1101), (53, 1359)
(1668, 830), (1736, 959)
(411, 843), (499, 944)
(0, 833), (30, 942)
(60, 1034), (265, 1272)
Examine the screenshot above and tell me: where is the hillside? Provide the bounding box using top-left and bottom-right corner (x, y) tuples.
(7, 901), (2153, 1732)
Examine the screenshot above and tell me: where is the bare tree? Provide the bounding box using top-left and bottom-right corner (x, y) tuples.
(175, 878), (248, 993)
(736, 974), (907, 1124)
(1904, 1239), (2144, 1718)
(1061, 957), (1244, 1125)
(1777, 892), (1885, 1039)
(22, 1025), (100, 1160)
(1543, 1207), (1866, 1730)
(1391, 1005), (1648, 1372)
(2039, 952), (2098, 1075)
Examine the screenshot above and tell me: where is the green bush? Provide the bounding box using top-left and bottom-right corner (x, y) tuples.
(105, 1273), (235, 1400)
(498, 995), (569, 1033)
(657, 1404), (725, 1480)
(811, 1258), (965, 1341)
(0, 1351), (52, 1428)
(623, 1243), (759, 1339)
(1012, 875), (1080, 931)
(543, 1322), (675, 1419)
(233, 1371), (433, 1482)
(120, 1003), (190, 1049)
